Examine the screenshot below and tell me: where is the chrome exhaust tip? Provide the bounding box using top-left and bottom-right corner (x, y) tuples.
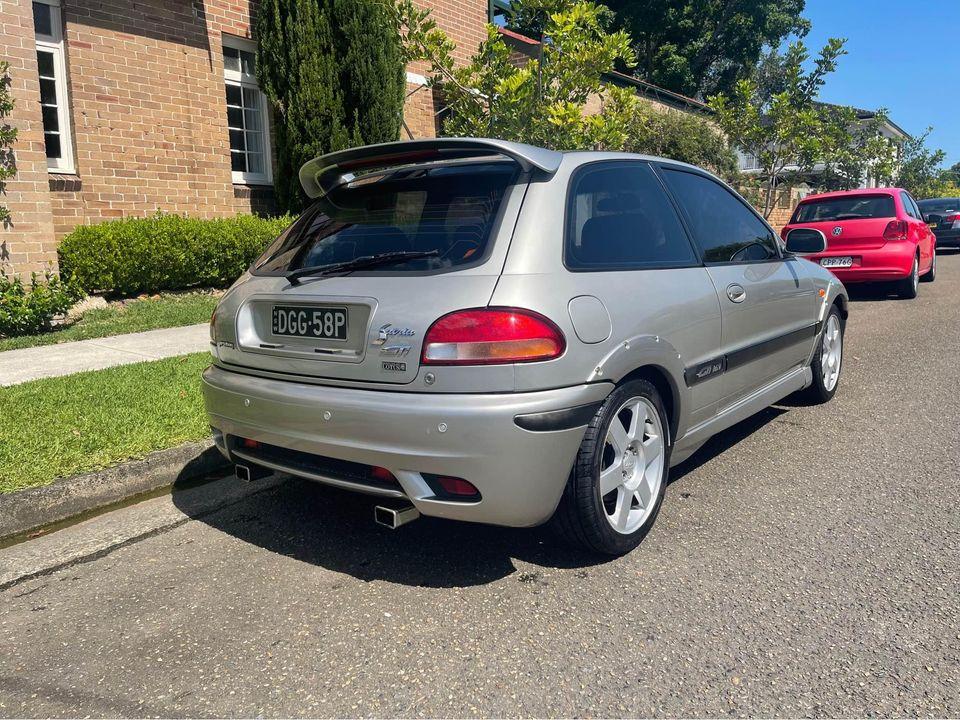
(374, 504), (420, 529)
(235, 463), (270, 482)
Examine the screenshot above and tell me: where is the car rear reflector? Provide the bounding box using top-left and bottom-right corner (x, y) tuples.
(883, 219), (908, 242)
(369, 466), (397, 483)
(436, 476), (478, 496)
(421, 308), (565, 365)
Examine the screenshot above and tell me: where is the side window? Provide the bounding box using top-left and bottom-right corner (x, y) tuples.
(900, 192), (917, 219)
(565, 162), (697, 269)
(661, 168), (780, 264)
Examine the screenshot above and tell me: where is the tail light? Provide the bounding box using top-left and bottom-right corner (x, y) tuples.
(883, 220), (908, 242)
(946, 213), (960, 228)
(209, 307), (218, 342)
(422, 308), (566, 365)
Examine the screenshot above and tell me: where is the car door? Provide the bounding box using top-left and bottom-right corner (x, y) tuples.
(658, 166), (819, 408)
(901, 191), (935, 271)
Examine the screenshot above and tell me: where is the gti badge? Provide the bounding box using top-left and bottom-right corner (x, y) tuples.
(832, 226), (843, 236)
(371, 323), (416, 346)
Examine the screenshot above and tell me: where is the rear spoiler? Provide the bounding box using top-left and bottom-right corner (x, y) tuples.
(299, 138), (563, 199)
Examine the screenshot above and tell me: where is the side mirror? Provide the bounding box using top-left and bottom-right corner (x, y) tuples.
(785, 228), (827, 254)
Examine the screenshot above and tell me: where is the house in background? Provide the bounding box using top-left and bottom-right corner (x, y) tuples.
(0, 0), (490, 276)
(737, 106), (910, 189)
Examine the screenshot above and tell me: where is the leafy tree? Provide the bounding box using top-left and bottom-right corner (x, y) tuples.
(601, 0), (809, 99)
(895, 128), (949, 199)
(0, 60), (17, 228)
(256, 0), (405, 213)
(709, 39), (849, 218)
(603, 92), (737, 177)
(398, 0), (636, 150)
(819, 107), (898, 191)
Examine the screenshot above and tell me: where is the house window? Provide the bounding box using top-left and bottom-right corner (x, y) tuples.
(33, 0), (74, 173)
(223, 37), (271, 185)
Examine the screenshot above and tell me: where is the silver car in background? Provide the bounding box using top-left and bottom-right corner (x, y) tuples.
(203, 138), (847, 555)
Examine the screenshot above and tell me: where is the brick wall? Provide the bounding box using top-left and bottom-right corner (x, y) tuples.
(1, 0), (489, 275)
(0, 0), (59, 275)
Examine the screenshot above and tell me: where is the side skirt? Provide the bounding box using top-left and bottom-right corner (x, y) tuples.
(670, 365), (812, 467)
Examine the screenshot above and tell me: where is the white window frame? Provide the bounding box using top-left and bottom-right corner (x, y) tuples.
(33, 0), (74, 174)
(223, 35), (272, 186)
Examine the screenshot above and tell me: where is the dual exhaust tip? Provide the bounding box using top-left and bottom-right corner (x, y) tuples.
(236, 463), (419, 530)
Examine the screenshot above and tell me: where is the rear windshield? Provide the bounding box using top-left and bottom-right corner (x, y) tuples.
(918, 198), (960, 214)
(254, 161), (518, 274)
(792, 195), (896, 223)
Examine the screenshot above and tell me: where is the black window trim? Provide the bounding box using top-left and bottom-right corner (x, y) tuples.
(654, 162), (786, 267)
(561, 159), (704, 273)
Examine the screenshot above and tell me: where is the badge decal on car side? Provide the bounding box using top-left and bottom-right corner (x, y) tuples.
(832, 226), (843, 236)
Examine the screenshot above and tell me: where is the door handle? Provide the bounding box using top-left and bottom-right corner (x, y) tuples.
(726, 283), (746, 303)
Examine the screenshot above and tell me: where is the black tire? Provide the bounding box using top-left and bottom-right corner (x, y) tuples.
(550, 378), (670, 556)
(802, 305), (844, 404)
(897, 256), (919, 299)
(921, 250), (936, 282)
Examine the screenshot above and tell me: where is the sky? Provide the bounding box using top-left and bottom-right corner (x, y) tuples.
(800, 0), (960, 170)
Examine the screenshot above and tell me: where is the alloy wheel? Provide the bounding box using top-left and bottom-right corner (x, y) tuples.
(599, 397), (665, 535)
(820, 313), (842, 392)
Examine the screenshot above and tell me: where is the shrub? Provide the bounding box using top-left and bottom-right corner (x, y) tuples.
(58, 213), (293, 296)
(0, 271), (83, 337)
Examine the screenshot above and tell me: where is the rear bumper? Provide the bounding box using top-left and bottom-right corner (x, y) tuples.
(202, 365), (612, 527)
(804, 243), (916, 283)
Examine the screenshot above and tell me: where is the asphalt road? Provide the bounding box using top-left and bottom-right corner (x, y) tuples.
(2, 253), (960, 718)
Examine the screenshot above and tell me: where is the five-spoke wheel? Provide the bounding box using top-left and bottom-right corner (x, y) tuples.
(552, 378), (670, 555)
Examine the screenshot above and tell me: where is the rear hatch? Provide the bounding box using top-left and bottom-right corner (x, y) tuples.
(213, 158), (528, 385)
(787, 194), (897, 251)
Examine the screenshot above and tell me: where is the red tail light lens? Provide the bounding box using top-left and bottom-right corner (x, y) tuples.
(422, 308), (566, 365)
(883, 220), (908, 242)
(946, 214), (960, 227)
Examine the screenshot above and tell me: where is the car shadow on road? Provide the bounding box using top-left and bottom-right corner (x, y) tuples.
(175, 406), (789, 588)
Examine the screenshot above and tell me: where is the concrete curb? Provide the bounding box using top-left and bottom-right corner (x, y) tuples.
(0, 441), (230, 543)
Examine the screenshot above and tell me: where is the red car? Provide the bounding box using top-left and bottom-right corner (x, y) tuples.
(781, 188), (937, 299)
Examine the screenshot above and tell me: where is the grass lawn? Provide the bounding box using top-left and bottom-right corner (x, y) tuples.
(0, 291), (218, 352)
(0, 353), (212, 493)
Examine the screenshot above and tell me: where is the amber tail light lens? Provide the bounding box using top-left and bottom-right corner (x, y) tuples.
(421, 308), (566, 366)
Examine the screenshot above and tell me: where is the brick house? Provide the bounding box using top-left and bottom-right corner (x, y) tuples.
(0, 0), (490, 276)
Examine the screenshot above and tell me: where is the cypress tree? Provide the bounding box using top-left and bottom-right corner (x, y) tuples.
(256, 0), (405, 214)
(332, 0), (405, 147)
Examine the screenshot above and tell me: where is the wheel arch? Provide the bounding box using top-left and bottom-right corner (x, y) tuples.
(617, 364), (680, 445)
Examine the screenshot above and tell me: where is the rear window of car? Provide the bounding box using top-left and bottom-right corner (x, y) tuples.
(254, 161), (518, 274)
(918, 198), (960, 214)
(792, 195), (896, 223)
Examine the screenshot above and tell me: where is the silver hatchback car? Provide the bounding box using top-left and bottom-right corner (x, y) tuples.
(203, 138), (847, 555)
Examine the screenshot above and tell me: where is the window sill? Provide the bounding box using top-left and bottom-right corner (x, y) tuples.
(49, 174), (81, 192)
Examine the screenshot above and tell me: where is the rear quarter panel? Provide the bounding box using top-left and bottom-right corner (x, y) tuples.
(490, 156), (724, 436)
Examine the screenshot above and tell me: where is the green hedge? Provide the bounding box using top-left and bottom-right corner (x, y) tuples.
(0, 271), (83, 337)
(58, 213), (294, 296)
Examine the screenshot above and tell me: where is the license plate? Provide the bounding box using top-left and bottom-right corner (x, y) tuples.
(820, 257), (853, 268)
(271, 305), (348, 340)
(929, 222), (938, 228)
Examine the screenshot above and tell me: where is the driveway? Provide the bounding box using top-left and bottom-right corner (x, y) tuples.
(2, 254), (959, 717)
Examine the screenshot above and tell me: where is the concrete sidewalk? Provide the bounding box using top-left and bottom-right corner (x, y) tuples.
(0, 323), (210, 386)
